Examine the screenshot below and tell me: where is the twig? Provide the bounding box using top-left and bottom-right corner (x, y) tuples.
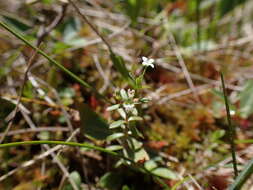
(0, 127), (70, 137)
(158, 84), (210, 104)
(156, 61), (243, 91)
(188, 174), (203, 190)
(168, 33), (201, 103)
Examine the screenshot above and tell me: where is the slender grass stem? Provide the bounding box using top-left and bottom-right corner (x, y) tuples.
(0, 140), (170, 189)
(0, 21), (107, 102)
(220, 72), (238, 178)
(0, 140), (118, 156)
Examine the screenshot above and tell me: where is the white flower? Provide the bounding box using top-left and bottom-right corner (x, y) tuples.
(127, 89), (135, 99)
(142, 56), (155, 68)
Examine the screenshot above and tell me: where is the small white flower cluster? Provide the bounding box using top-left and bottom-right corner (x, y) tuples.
(141, 56), (155, 68)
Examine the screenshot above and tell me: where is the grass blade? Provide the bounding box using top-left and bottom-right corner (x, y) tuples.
(0, 21), (106, 101)
(0, 140), (170, 189)
(228, 156), (253, 190)
(220, 72), (238, 178)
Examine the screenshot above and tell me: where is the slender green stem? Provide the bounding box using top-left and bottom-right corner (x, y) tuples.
(0, 21), (107, 102)
(0, 140), (169, 188)
(220, 73), (238, 178)
(0, 140), (119, 157)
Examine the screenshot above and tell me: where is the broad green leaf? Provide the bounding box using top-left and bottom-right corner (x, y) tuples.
(99, 172), (123, 190)
(78, 103), (112, 140)
(151, 168), (177, 180)
(239, 80), (253, 118)
(109, 120), (125, 129)
(106, 104), (120, 111)
(106, 133), (124, 141)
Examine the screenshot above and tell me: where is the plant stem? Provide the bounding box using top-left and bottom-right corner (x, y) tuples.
(220, 72), (238, 178)
(0, 140), (118, 156)
(0, 140), (168, 188)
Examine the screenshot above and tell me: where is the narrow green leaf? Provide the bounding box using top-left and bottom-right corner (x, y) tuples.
(221, 73), (238, 178)
(229, 158), (253, 190)
(128, 116), (143, 122)
(106, 104), (120, 111)
(106, 145), (123, 151)
(106, 133), (124, 141)
(110, 53), (135, 86)
(117, 108), (126, 119)
(120, 89), (128, 100)
(109, 120), (125, 129)
(3, 15), (31, 32)
(151, 168), (177, 180)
